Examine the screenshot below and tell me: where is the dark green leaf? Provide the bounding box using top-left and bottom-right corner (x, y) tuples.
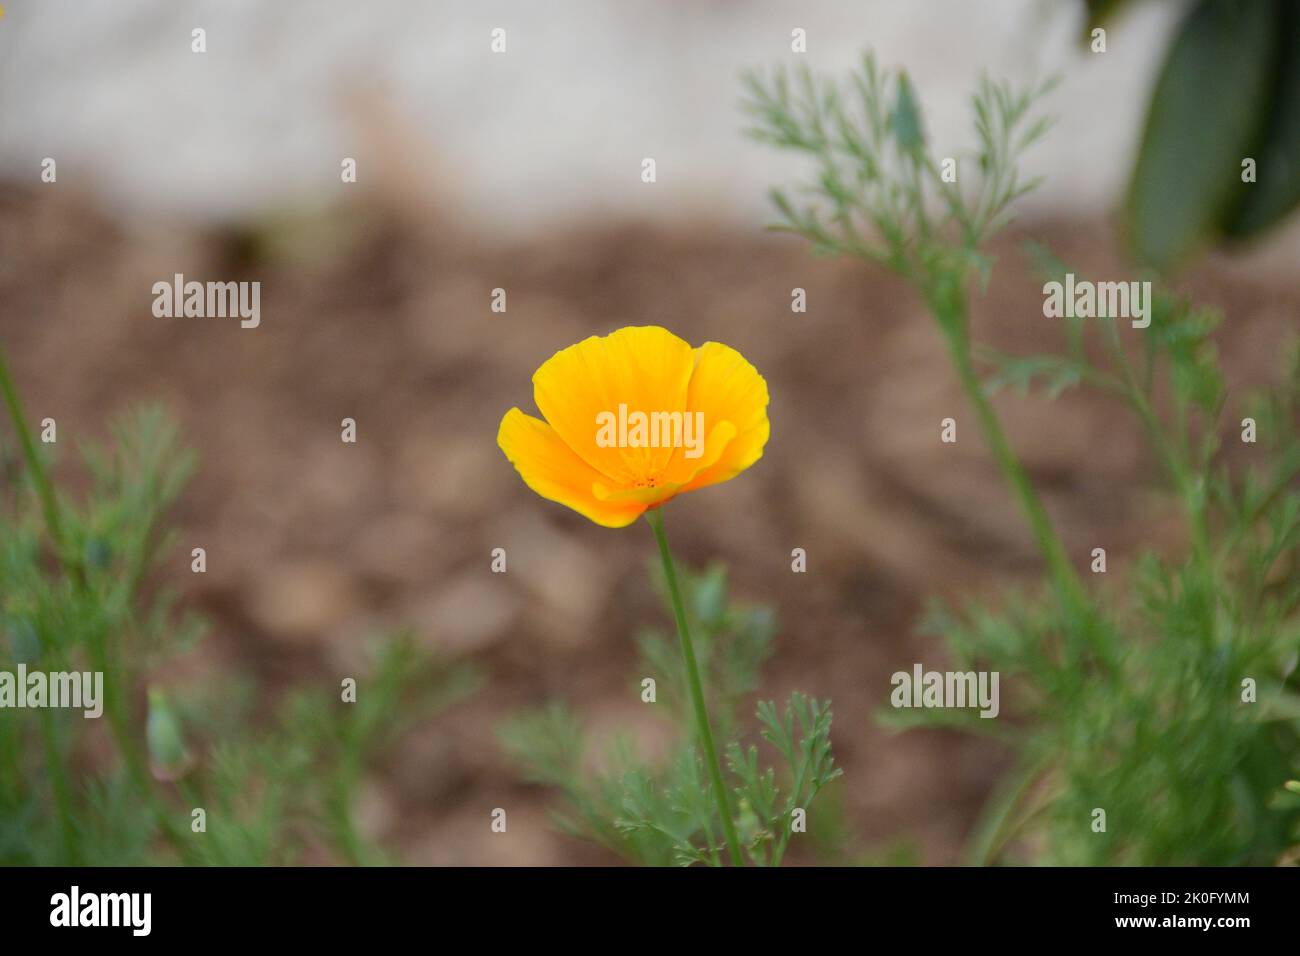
(1223, 4), (1300, 237)
(1126, 0), (1277, 271)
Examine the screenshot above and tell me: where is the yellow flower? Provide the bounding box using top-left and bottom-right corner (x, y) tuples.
(498, 326), (770, 527)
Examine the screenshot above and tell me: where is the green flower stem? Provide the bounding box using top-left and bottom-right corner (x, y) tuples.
(645, 507), (744, 867)
(938, 305), (1096, 853)
(942, 316), (1089, 618)
(0, 350), (74, 578)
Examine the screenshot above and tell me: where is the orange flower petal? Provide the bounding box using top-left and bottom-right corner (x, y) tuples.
(532, 326), (695, 485)
(498, 408), (647, 527)
(679, 342), (770, 492)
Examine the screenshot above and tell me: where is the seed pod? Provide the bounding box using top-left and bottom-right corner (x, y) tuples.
(890, 72), (925, 156)
(146, 687), (193, 782)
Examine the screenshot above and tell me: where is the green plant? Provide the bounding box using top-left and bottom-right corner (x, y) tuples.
(0, 351), (478, 865)
(745, 53), (1300, 864)
(501, 561), (842, 866)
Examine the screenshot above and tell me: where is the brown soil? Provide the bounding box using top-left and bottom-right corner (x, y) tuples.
(2, 183), (1295, 864)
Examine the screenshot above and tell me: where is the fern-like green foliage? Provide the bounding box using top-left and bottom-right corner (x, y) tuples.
(0, 379), (478, 866)
(742, 54), (1054, 302)
(939, 277), (1300, 865)
(501, 563), (843, 866)
(746, 53), (1300, 865)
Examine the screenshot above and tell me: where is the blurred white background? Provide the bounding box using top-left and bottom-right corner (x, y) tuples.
(0, 0), (1182, 233)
